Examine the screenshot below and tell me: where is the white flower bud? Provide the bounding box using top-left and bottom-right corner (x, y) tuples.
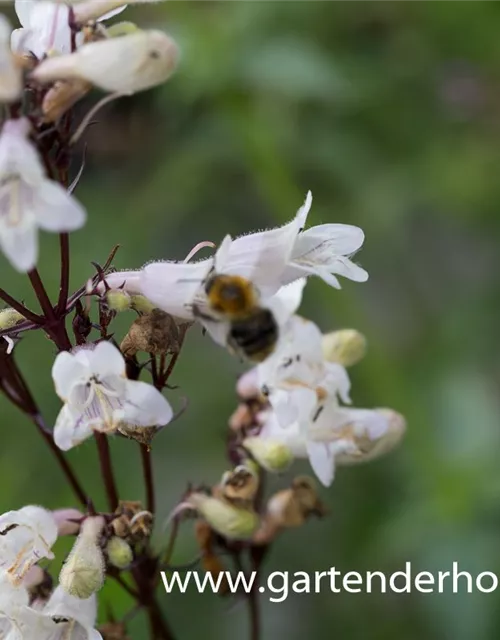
(59, 516), (105, 599)
(33, 30), (179, 95)
(321, 329), (367, 367)
(187, 493), (260, 541)
(0, 308), (25, 330)
(243, 437), (293, 473)
(106, 536), (133, 569)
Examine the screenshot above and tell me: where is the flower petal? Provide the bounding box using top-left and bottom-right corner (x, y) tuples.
(44, 587), (98, 634)
(34, 180), (87, 232)
(14, 0), (36, 28)
(306, 440), (334, 487)
(293, 223), (365, 259)
(141, 260), (212, 320)
(0, 222), (38, 273)
(52, 351), (89, 401)
(323, 362), (351, 404)
(88, 341), (125, 378)
(124, 380), (173, 426)
(215, 192), (311, 298)
(264, 279), (306, 327)
(53, 405), (93, 451)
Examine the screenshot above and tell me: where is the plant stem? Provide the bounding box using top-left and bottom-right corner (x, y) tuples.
(57, 233), (70, 314)
(28, 268), (56, 321)
(0, 288), (42, 324)
(94, 432), (119, 511)
(36, 416), (88, 507)
(140, 443), (155, 513)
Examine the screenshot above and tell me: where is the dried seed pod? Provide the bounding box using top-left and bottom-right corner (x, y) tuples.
(253, 476), (327, 545)
(42, 79), (92, 123)
(216, 465), (259, 509)
(120, 308), (180, 358)
(118, 424), (157, 448)
(109, 501), (153, 544)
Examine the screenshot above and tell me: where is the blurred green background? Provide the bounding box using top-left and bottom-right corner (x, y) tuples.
(2, 1), (500, 638)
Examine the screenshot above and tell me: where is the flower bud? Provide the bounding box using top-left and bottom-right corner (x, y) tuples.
(321, 329), (367, 367)
(0, 308), (25, 330)
(33, 30), (179, 95)
(106, 22), (141, 38)
(242, 437), (293, 473)
(187, 493), (259, 541)
(106, 536), (133, 570)
(105, 289), (132, 312)
(59, 516), (105, 599)
(130, 295), (156, 314)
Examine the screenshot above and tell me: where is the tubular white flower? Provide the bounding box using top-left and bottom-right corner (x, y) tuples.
(33, 29), (179, 95)
(0, 118), (86, 272)
(0, 16), (22, 103)
(257, 315), (351, 431)
(0, 577), (101, 639)
(259, 406), (401, 487)
(11, 0), (126, 58)
(0, 506), (58, 586)
(52, 341), (173, 451)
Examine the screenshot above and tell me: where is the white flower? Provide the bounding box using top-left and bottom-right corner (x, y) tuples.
(0, 16), (22, 103)
(97, 191), (367, 321)
(0, 577), (102, 640)
(259, 406), (400, 487)
(0, 118), (86, 272)
(33, 29), (179, 95)
(11, 0), (126, 59)
(0, 506), (58, 585)
(216, 191), (367, 291)
(257, 315), (352, 431)
(52, 340), (173, 450)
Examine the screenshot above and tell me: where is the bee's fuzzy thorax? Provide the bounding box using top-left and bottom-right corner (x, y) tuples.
(205, 275), (258, 319)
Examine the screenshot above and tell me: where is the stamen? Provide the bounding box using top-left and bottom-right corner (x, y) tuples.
(183, 241), (216, 264)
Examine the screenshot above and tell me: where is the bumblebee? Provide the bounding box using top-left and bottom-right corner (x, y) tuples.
(193, 273), (279, 363)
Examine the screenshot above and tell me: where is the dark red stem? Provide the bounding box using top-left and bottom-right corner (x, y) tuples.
(94, 432), (119, 511)
(140, 443), (155, 514)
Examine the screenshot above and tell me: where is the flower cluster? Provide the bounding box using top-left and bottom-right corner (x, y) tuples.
(0, 1), (406, 638)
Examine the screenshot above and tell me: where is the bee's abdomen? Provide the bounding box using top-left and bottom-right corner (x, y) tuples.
(229, 309), (279, 362)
